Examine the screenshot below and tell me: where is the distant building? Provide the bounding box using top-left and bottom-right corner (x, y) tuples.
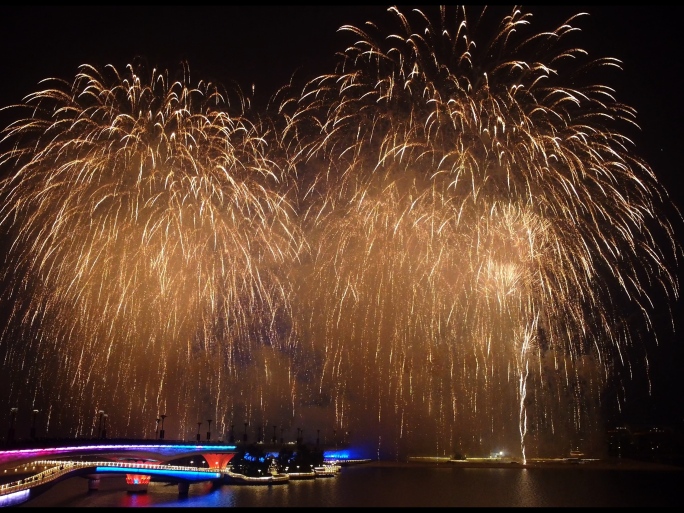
(607, 424), (684, 466)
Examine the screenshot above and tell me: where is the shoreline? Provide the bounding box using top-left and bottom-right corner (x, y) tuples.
(349, 458), (684, 472)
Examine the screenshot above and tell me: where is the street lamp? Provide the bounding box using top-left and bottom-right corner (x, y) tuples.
(197, 422), (202, 443)
(102, 414), (108, 439)
(207, 419), (212, 441)
(159, 414), (167, 440)
(155, 417), (160, 439)
(7, 407), (18, 444)
(97, 410), (105, 439)
(31, 410), (39, 440)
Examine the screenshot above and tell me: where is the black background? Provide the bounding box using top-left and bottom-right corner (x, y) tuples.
(0, 5), (682, 430)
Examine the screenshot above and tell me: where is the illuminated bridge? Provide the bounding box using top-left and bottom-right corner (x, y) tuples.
(0, 459), (224, 507)
(0, 441), (240, 468)
(0, 440), (358, 507)
(0, 441), (241, 506)
(0, 439), (358, 469)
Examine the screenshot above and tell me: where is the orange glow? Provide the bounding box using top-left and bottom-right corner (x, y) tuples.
(125, 474), (151, 485)
(202, 453), (234, 469)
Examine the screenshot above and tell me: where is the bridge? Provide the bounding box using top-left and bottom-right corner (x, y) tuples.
(0, 441), (240, 507)
(0, 459), (224, 507)
(0, 440), (240, 467)
(0, 440), (353, 507)
(0, 438), (356, 468)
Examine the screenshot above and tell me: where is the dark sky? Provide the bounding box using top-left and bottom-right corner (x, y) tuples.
(0, 6), (680, 194)
(0, 6), (682, 434)
(0, 6), (680, 188)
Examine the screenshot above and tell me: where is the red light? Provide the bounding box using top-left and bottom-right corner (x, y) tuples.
(125, 474), (151, 485)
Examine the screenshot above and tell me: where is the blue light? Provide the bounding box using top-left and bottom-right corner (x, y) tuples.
(0, 444), (239, 465)
(95, 466), (221, 481)
(162, 445), (237, 451)
(0, 489), (30, 507)
(323, 449), (350, 460)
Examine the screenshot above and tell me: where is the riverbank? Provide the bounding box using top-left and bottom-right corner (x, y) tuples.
(358, 457), (683, 471)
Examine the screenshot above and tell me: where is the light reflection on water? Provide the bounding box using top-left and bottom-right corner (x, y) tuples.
(20, 465), (683, 508)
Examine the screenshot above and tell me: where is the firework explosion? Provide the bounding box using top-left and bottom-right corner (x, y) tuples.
(288, 5), (680, 459)
(0, 7), (680, 460)
(0, 61), (302, 438)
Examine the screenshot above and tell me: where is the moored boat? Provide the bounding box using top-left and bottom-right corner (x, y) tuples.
(313, 464), (340, 477)
(223, 468), (290, 485)
(285, 470), (316, 480)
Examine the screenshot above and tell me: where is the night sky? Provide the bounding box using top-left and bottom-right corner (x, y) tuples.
(1, 6), (680, 207)
(0, 6), (682, 456)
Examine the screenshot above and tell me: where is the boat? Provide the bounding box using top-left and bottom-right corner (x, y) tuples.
(224, 468), (290, 485)
(285, 470), (316, 480)
(565, 450), (586, 464)
(224, 460), (290, 485)
(313, 464), (341, 477)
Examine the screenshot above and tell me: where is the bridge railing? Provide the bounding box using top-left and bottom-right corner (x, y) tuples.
(1, 460), (85, 496)
(0, 459), (223, 497)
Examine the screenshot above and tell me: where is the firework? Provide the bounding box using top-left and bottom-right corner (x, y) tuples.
(0, 61), (302, 437)
(289, 5), (680, 459)
(0, 6), (679, 461)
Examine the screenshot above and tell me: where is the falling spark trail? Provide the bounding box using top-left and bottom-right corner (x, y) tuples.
(0, 6), (681, 460)
(284, 5), (681, 459)
(0, 61), (303, 438)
